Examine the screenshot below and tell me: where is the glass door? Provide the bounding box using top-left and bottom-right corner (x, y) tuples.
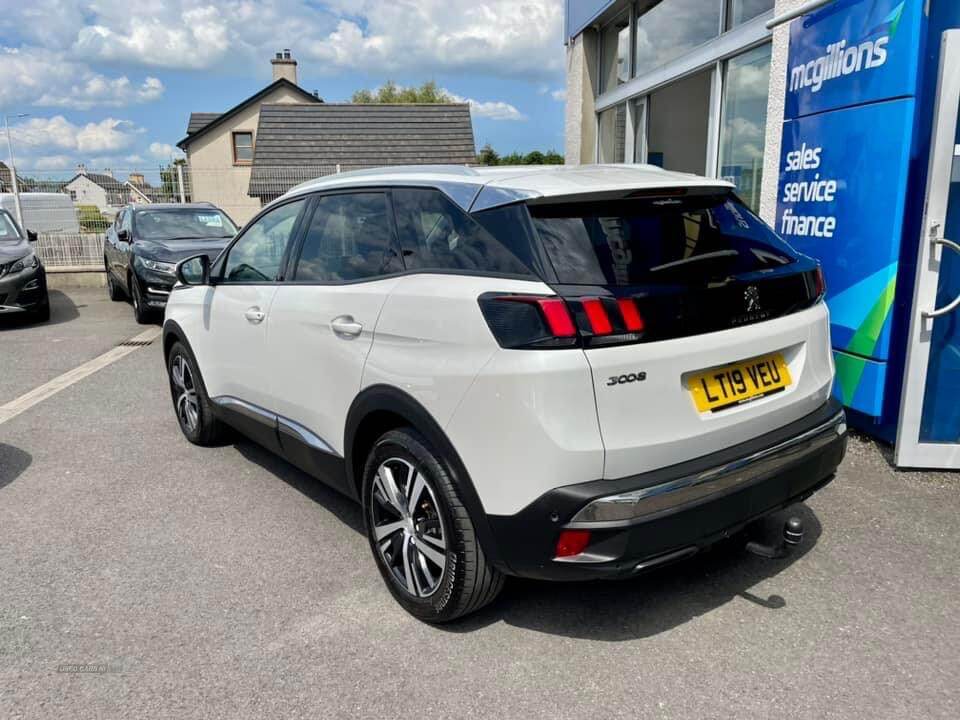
(896, 30), (960, 468)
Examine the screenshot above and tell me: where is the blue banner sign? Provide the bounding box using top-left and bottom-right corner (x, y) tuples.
(777, 0), (925, 417)
(785, 0), (923, 119)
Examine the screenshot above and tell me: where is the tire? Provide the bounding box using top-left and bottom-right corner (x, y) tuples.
(130, 273), (153, 324)
(106, 266), (124, 301)
(363, 428), (504, 623)
(166, 341), (229, 446)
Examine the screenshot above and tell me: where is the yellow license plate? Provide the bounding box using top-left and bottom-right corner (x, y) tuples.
(688, 353), (792, 413)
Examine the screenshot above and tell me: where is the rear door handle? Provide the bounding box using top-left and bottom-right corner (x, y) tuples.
(244, 306), (266, 324)
(331, 315), (363, 338)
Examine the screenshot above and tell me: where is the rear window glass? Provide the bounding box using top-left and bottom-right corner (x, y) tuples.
(529, 194), (797, 286)
(392, 188), (533, 277)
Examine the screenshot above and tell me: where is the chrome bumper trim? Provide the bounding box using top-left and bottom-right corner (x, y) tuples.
(568, 410), (847, 528)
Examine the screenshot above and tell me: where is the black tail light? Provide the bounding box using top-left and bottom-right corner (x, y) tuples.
(478, 293), (647, 349)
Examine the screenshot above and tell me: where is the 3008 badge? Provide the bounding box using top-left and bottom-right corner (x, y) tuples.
(607, 371), (647, 386)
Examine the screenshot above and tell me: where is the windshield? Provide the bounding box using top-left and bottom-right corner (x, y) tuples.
(0, 211), (22, 243)
(134, 208), (237, 241)
(529, 193), (797, 286)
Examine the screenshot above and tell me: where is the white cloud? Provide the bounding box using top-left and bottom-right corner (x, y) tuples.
(11, 116), (140, 155)
(3, 1), (563, 81)
(0, 47), (164, 110)
(447, 91), (526, 121)
(308, 1), (562, 79)
(149, 142), (181, 160)
(551, 88), (566, 101)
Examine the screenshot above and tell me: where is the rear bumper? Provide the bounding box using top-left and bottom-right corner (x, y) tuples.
(486, 397), (846, 580)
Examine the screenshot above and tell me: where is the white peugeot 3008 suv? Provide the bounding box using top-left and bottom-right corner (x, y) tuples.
(163, 165), (846, 622)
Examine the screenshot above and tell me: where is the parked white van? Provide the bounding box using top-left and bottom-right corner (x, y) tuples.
(0, 193), (80, 234)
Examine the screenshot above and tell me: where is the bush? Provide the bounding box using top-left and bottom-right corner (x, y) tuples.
(76, 205), (110, 233)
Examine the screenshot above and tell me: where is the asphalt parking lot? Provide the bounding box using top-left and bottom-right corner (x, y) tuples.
(1, 287), (958, 719)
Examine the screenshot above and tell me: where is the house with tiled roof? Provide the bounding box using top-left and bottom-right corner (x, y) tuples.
(63, 167), (127, 216)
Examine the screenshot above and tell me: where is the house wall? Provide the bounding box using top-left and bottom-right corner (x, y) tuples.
(184, 85), (310, 225)
(64, 177), (109, 214)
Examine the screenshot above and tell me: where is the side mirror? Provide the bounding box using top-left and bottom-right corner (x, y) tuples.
(176, 254), (210, 286)
(117, 229), (130, 242)
(26, 230), (38, 243)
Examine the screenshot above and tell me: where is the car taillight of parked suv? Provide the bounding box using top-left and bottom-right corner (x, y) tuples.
(162, 164), (846, 622)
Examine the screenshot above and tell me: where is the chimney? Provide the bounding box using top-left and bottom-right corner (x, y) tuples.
(77, 163), (87, 176)
(129, 172), (145, 186)
(271, 48), (298, 85)
(103, 168), (114, 178)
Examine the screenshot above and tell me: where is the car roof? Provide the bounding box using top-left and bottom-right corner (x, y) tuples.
(282, 164), (735, 212)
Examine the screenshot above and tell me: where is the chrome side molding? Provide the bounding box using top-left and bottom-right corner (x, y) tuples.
(211, 396), (341, 457)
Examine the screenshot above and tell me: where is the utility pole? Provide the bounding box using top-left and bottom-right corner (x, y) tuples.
(3, 113), (28, 230)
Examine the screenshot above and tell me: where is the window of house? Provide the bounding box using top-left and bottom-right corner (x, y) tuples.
(293, 193), (402, 282)
(232, 131), (254, 164)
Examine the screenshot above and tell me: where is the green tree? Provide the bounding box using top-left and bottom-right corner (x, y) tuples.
(542, 150), (564, 165)
(522, 150), (545, 165)
(159, 159), (189, 201)
(352, 80), (454, 104)
(477, 143), (500, 166)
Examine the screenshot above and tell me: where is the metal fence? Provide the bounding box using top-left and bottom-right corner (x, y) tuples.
(8, 164), (356, 267)
(34, 233), (105, 268)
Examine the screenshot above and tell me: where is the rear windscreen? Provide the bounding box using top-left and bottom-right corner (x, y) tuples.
(529, 194), (798, 286)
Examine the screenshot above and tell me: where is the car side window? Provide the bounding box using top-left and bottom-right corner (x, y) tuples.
(222, 199), (306, 283)
(120, 210), (133, 234)
(392, 188), (533, 276)
(293, 192), (401, 282)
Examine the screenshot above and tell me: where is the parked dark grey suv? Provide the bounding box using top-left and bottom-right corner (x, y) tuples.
(0, 209), (49, 323)
(104, 203), (237, 323)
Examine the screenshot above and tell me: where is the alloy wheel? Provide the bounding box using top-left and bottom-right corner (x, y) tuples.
(370, 457), (448, 598)
(170, 354), (199, 433)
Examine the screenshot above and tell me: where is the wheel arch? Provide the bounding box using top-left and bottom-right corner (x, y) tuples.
(344, 384), (508, 572)
(162, 319), (188, 363)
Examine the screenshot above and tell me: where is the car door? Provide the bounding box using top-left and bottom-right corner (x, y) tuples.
(267, 191), (404, 485)
(197, 197), (309, 446)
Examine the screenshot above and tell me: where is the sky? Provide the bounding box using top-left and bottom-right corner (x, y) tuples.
(0, 0), (568, 177)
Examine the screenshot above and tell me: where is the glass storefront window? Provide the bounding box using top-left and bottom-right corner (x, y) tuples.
(600, 12), (631, 93)
(634, 0), (722, 76)
(726, 0), (775, 29)
(646, 68), (711, 173)
(598, 104), (627, 163)
(718, 43), (771, 212)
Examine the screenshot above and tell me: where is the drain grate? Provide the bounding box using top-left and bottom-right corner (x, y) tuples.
(117, 339), (154, 347)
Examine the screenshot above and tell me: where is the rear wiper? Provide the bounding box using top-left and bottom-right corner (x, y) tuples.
(649, 249), (738, 273)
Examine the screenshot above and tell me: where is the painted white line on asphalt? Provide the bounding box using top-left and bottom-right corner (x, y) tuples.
(0, 327), (162, 426)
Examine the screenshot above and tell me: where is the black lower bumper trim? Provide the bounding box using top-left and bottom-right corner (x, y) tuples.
(487, 398), (846, 580)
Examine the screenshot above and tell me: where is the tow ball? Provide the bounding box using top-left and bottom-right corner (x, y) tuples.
(745, 517), (804, 559)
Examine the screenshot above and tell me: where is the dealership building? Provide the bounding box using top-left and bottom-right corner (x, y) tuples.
(565, 0), (808, 222)
(563, 0), (960, 469)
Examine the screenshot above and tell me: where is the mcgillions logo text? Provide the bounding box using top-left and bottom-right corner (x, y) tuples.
(790, 35), (888, 94)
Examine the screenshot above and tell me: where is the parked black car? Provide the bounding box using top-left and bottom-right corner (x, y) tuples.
(104, 203), (238, 323)
(0, 209), (49, 323)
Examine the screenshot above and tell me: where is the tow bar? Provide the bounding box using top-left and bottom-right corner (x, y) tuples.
(745, 517), (804, 559)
